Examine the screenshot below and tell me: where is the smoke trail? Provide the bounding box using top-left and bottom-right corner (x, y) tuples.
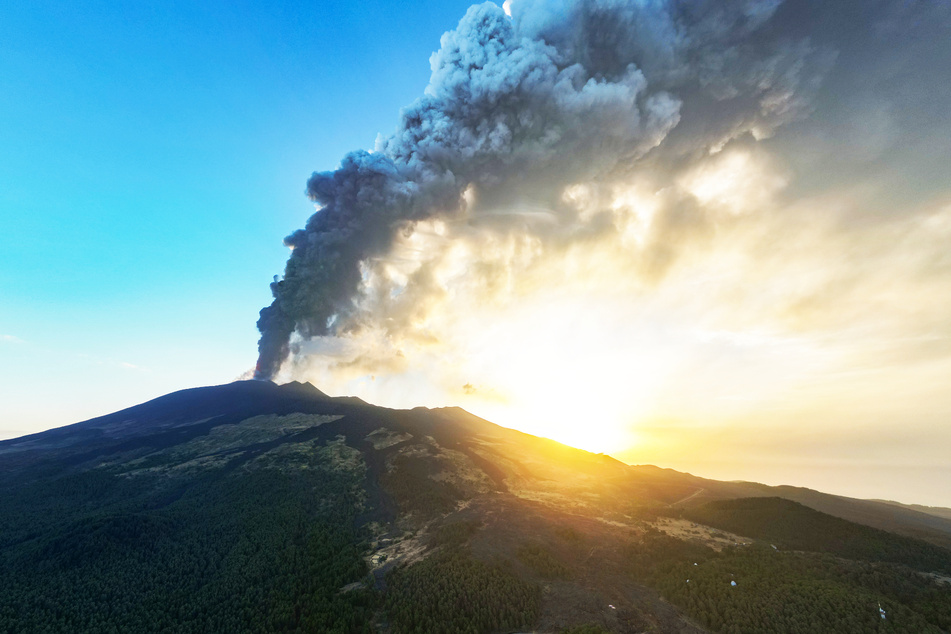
(255, 0), (830, 379)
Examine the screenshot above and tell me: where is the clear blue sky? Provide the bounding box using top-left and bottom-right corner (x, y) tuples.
(0, 0), (474, 436)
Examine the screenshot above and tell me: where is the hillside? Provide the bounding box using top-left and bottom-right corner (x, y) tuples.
(670, 480), (951, 551)
(0, 381), (949, 633)
(678, 497), (951, 572)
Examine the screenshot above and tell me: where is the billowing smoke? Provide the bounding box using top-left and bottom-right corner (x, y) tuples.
(255, 0), (834, 379)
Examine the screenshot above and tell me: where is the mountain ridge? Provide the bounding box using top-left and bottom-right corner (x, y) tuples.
(3, 380), (950, 549)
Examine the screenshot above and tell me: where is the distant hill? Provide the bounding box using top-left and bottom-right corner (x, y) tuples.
(667, 479), (951, 551)
(871, 499), (951, 522)
(679, 497), (951, 572)
(1, 381), (948, 633)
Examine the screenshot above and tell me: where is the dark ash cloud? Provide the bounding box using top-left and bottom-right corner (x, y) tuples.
(255, 0), (834, 379)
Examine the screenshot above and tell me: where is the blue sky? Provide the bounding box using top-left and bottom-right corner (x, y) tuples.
(0, 0), (474, 435)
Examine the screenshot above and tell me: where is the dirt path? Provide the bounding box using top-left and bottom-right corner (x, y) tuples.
(669, 488), (706, 508)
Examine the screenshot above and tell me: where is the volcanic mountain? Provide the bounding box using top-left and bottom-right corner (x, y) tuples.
(1, 381), (949, 633)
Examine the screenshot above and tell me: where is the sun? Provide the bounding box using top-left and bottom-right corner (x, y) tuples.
(451, 297), (659, 455)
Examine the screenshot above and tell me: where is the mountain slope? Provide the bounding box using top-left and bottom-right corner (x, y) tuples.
(1, 381), (949, 633)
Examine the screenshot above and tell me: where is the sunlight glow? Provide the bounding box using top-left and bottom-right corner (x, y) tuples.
(449, 296), (656, 453)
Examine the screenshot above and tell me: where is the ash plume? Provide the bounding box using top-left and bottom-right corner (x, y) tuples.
(255, 0), (831, 379)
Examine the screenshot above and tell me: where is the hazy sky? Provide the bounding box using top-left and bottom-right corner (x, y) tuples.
(2, 0), (950, 507)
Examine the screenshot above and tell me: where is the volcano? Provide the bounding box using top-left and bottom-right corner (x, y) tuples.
(1, 381), (949, 633)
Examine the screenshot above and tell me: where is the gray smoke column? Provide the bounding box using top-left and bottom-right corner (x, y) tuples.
(255, 0), (829, 379)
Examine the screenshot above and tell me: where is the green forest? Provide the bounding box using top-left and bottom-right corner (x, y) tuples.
(384, 550), (540, 634)
(0, 443), (375, 633)
(3, 454), (951, 634)
(628, 527), (951, 634)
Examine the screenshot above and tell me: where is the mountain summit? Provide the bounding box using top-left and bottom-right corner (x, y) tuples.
(1, 381), (949, 633)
